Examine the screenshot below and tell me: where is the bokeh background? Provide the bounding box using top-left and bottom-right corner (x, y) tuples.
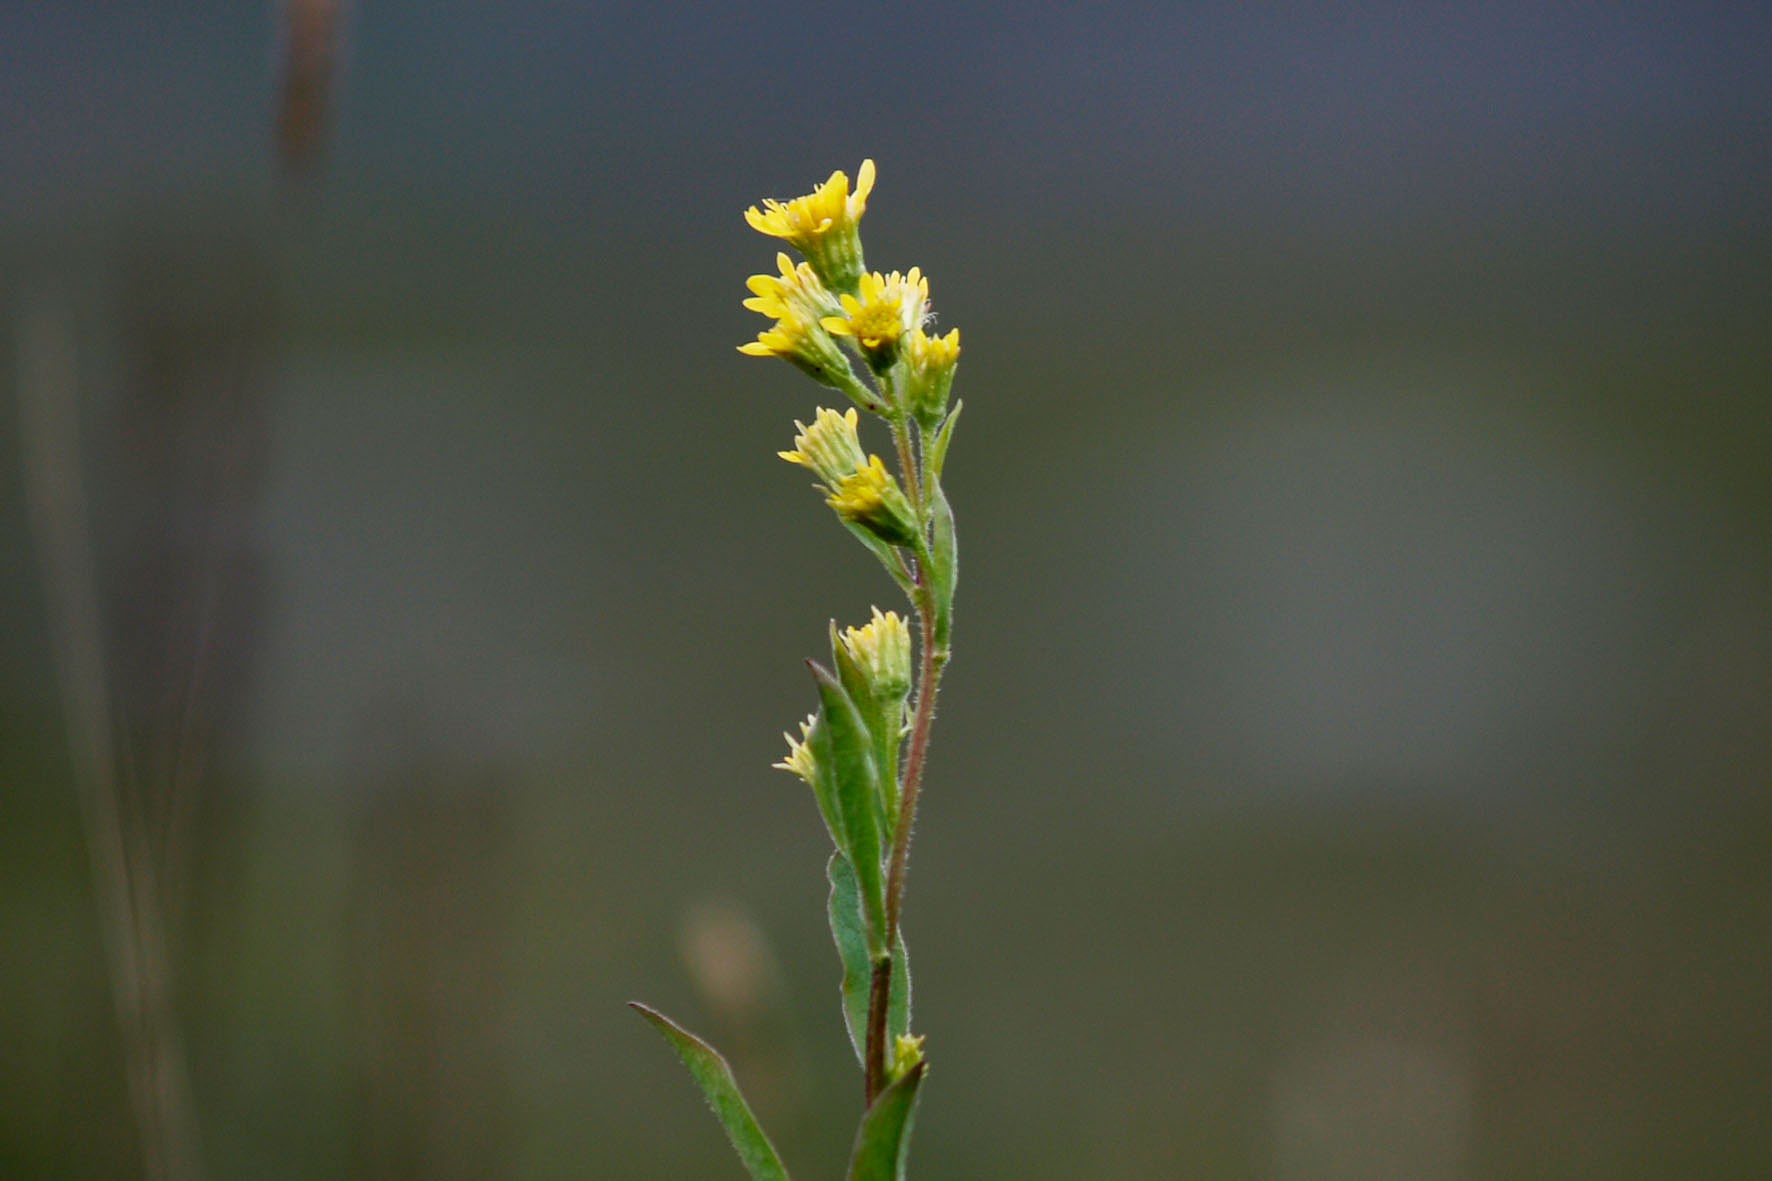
(4, 3), (1770, 1177)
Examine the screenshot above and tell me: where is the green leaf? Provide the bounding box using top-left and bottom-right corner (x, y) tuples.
(827, 852), (912, 1068)
(846, 1061), (927, 1181)
(927, 400), (961, 479)
(808, 661), (887, 954)
(927, 477), (958, 649)
(629, 1003), (791, 1181)
(799, 712), (846, 856)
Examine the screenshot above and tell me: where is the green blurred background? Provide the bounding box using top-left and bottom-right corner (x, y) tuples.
(4, 3), (1770, 1177)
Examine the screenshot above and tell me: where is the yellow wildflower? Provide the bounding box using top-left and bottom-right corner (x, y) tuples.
(903, 326), (961, 426)
(744, 160), (876, 294)
(827, 455), (919, 546)
(838, 607), (912, 701)
(743, 160), (875, 244)
(772, 713), (818, 783)
(822, 269), (928, 370)
(779, 406), (867, 490)
(744, 252), (842, 323)
(739, 304), (858, 392)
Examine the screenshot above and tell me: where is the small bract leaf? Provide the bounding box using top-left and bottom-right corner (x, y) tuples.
(846, 1061), (927, 1181)
(827, 852), (912, 1068)
(928, 478), (958, 648)
(928, 399), (961, 479)
(629, 1003), (792, 1181)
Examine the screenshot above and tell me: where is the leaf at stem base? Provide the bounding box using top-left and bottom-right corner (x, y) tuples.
(629, 1002), (791, 1181)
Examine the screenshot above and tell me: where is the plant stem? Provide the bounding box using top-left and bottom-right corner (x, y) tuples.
(886, 599), (942, 940)
(864, 957), (891, 1102)
(865, 574), (947, 1103)
(863, 412), (954, 1104)
(890, 415), (921, 514)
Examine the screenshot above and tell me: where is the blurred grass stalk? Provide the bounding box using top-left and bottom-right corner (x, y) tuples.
(18, 299), (203, 1181)
(276, 0), (341, 183)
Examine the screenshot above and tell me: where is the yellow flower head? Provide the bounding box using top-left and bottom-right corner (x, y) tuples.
(827, 455), (919, 546)
(772, 713), (818, 784)
(822, 268), (928, 369)
(838, 607), (912, 701)
(907, 326), (960, 372)
(744, 252), (842, 324)
(779, 406), (867, 489)
(904, 326), (961, 425)
(744, 160), (876, 294)
(744, 160), (875, 247)
(738, 304), (857, 391)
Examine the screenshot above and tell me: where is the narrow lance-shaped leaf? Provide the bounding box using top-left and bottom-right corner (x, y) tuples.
(846, 1061), (927, 1181)
(808, 660), (887, 953)
(827, 852), (912, 1068)
(629, 1003), (791, 1181)
(927, 400), (961, 480)
(927, 476), (958, 649)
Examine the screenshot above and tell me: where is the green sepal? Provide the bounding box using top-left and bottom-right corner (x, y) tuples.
(829, 621), (901, 833)
(827, 852), (912, 1068)
(808, 661), (887, 954)
(926, 400), (961, 480)
(846, 1061), (927, 1181)
(629, 1003), (792, 1181)
(927, 477), (958, 649)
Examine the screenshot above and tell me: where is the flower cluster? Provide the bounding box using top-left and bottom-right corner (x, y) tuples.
(741, 160), (961, 551)
(633, 157), (964, 1178)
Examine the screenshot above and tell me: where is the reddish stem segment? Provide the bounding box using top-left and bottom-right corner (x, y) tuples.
(863, 416), (949, 1105)
(864, 957), (891, 1102)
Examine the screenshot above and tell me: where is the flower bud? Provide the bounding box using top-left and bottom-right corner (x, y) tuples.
(778, 406), (867, 490)
(903, 326), (959, 428)
(888, 1033), (926, 1083)
(837, 608), (912, 704)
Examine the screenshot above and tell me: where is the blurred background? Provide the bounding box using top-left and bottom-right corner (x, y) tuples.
(4, 2), (1770, 1177)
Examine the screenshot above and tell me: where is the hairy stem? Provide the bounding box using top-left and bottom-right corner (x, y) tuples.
(864, 957), (891, 1102)
(865, 416), (948, 1104)
(891, 415), (921, 515)
(864, 592), (942, 1104)
(886, 598), (942, 940)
